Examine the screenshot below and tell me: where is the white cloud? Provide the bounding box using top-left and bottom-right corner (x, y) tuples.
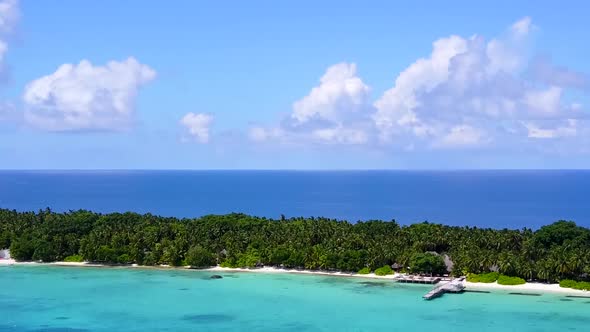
(372, 16), (587, 150)
(373, 35), (469, 139)
(524, 119), (577, 139)
(523, 86), (562, 115)
(437, 125), (487, 148)
(252, 62), (373, 145)
(23, 57), (156, 131)
(292, 63), (370, 124)
(180, 112), (213, 143)
(372, 27), (535, 143)
(250, 16), (589, 154)
(0, 0), (18, 71)
(0, 0), (18, 34)
(510, 16), (533, 38)
(311, 125), (369, 145)
(0, 0), (18, 126)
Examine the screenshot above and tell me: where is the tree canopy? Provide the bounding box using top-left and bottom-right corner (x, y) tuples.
(1, 208), (589, 282)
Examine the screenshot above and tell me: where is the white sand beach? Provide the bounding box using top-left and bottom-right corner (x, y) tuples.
(0, 258), (15, 265)
(205, 265), (400, 280)
(208, 266), (590, 296)
(465, 281), (590, 295)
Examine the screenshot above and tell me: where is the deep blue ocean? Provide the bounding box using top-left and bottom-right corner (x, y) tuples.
(0, 170), (588, 229)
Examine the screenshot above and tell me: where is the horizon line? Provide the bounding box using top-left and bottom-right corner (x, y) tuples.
(1, 168), (590, 172)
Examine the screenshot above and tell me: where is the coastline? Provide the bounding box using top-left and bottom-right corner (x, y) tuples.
(3, 260), (589, 297)
(2, 260), (398, 280)
(464, 281), (589, 295)
(205, 265), (399, 280)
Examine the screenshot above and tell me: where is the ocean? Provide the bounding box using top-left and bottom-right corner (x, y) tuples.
(0, 170), (588, 228)
(1, 266), (589, 332)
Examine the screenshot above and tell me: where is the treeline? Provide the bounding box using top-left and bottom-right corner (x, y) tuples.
(1, 208), (589, 282)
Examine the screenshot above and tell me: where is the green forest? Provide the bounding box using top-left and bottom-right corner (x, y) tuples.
(1, 208), (589, 283)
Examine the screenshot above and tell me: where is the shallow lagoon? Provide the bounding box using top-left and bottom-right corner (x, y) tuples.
(1, 266), (589, 331)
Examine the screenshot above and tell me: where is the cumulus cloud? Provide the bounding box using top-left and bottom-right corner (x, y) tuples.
(249, 16), (588, 154)
(180, 112), (213, 143)
(250, 62), (374, 145)
(373, 35), (470, 141)
(291, 63), (370, 124)
(23, 57), (156, 131)
(373, 16), (586, 149)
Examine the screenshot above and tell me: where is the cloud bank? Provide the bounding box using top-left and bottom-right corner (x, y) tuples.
(250, 17), (589, 153)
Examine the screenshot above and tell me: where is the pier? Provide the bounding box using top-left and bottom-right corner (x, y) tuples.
(423, 277), (465, 300)
(394, 275), (442, 284)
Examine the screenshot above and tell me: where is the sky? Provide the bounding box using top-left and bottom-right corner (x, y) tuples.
(0, 0), (589, 169)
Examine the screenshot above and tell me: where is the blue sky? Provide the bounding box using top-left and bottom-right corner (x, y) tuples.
(0, 0), (589, 169)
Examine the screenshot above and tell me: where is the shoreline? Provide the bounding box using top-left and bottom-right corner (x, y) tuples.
(464, 281), (589, 295)
(3, 260), (589, 296)
(2, 260), (398, 280)
(205, 265), (399, 280)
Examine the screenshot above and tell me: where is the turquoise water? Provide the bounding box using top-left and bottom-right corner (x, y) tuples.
(1, 266), (589, 331)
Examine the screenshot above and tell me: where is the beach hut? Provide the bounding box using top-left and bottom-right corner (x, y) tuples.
(0, 249), (9, 260)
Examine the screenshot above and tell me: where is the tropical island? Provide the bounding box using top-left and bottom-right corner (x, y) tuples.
(1, 208), (589, 293)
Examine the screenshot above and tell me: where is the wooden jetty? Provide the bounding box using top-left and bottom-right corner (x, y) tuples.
(423, 278), (465, 300)
(394, 275), (441, 284)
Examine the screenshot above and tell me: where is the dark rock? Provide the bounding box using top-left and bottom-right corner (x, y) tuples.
(32, 328), (89, 332)
(210, 275), (223, 279)
(182, 313), (234, 323)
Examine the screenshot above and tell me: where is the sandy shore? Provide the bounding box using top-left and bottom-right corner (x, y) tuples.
(205, 265), (400, 280)
(0, 259), (15, 265)
(465, 281), (590, 295)
(5, 260), (589, 296)
(6, 261), (398, 280)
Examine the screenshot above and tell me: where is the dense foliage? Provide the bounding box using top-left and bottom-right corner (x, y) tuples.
(374, 265), (393, 276)
(497, 275), (526, 285)
(63, 254), (84, 262)
(185, 246), (216, 268)
(468, 272), (525, 285)
(466, 272), (499, 283)
(409, 252), (446, 275)
(1, 209), (590, 282)
(559, 279), (590, 291)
